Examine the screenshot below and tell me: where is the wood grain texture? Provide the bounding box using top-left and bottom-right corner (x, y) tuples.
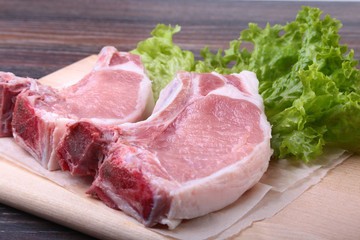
(0, 204), (95, 240)
(1, 0), (359, 78)
(0, 0), (360, 239)
(237, 155), (360, 240)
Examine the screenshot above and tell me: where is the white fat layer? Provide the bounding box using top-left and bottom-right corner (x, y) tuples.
(112, 61), (144, 75)
(193, 71), (263, 111)
(134, 74), (154, 121)
(47, 118), (74, 170)
(152, 75), (183, 115)
(159, 218), (182, 230)
(208, 84), (264, 111)
(232, 71), (260, 96)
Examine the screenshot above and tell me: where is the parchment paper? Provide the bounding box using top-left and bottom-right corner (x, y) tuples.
(0, 137), (351, 240)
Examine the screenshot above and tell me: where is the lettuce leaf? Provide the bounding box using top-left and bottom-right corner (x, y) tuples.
(131, 24), (195, 101)
(132, 7), (360, 163)
(195, 6), (360, 162)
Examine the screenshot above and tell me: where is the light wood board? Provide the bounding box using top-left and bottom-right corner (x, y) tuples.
(0, 56), (359, 240)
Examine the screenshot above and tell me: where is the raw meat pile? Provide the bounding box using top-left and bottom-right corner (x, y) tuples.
(0, 46), (272, 228)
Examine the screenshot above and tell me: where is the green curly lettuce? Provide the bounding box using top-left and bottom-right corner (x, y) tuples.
(132, 7), (360, 163)
(131, 24), (195, 101)
(194, 7), (360, 163)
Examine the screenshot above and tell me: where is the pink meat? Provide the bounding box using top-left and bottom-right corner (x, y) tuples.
(12, 46), (153, 170)
(87, 71), (273, 227)
(0, 72), (37, 137)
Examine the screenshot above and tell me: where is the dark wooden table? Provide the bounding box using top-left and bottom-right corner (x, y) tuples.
(1, 1), (359, 239)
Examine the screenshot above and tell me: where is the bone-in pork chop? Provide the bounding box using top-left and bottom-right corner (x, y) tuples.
(11, 46), (153, 171)
(87, 71), (272, 227)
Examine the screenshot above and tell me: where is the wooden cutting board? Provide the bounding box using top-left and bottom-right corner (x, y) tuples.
(0, 56), (359, 240)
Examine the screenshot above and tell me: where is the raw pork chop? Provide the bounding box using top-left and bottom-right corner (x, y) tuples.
(86, 71), (273, 227)
(0, 72), (36, 137)
(12, 46), (153, 171)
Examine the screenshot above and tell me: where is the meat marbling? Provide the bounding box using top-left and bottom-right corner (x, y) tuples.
(82, 71), (273, 227)
(11, 46), (153, 171)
